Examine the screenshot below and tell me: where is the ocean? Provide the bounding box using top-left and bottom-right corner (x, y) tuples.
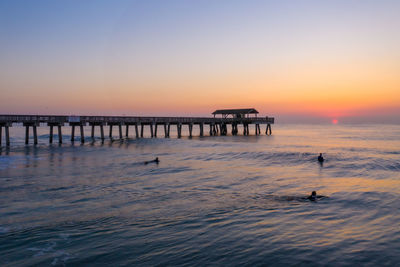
(1, 124), (400, 266)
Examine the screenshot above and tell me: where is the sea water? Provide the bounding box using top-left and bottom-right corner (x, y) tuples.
(1, 124), (400, 266)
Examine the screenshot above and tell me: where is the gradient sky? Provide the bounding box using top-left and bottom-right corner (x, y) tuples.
(1, 0), (399, 123)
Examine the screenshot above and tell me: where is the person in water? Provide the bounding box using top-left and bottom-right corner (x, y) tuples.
(318, 153), (324, 163)
(307, 191), (317, 201)
(306, 191), (326, 201)
(145, 157), (159, 165)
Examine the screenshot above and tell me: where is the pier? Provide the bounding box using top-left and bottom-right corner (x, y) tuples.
(0, 109), (274, 146)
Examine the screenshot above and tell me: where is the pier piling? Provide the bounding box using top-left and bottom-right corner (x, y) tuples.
(163, 124), (168, 138)
(71, 125), (75, 142)
(58, 125), (63, 144)
(135, 124), (139, 138)
(6, 126), (10, 146)
(80, 125), (85, 143)
(118, 124), (122, 139)
(49, 125), (54, 143)
(100, 125), (104, 142)
(91, 125), (95, 140)
(189, 123), (193, 137)
(200, 123), (204, 137)
(25, 125), (29, 144)
(33, 125), (38, 145)
(109, 125), (113, 138)
(177, 123), (182, 138)
(150, 124), (154, 138)
(154, 124), (158, 137)
(266, 124), (272, 135)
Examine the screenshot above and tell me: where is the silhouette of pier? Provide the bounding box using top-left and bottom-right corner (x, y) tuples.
(0, 109), (274, 146)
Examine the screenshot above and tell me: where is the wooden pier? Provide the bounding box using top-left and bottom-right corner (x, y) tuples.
(0, 109), (274, 146)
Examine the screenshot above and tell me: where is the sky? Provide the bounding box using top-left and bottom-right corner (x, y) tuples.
(0, 0), (399, 123)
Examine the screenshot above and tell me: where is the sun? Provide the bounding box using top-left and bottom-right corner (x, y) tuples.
(332, 119), (338, 124)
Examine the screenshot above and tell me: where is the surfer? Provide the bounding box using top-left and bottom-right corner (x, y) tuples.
(145, 157), (159, 165)
(306, 191), (326, 201)
(318, 153), (324, 163)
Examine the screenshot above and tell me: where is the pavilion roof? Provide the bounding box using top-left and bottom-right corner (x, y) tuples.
(212, 108), (259, 115)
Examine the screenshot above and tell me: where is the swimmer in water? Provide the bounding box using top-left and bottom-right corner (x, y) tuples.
(306, 191), (327, 201)
(318, 153), (324, 163)
(144, 157), (159, 165)
(307, 191), (317, 201)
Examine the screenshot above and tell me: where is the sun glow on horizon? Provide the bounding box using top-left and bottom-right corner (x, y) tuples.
(0, 1), (399, 123)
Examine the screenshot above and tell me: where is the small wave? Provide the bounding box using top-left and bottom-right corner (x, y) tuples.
(147, 166), (192, 175)
(27, 241), (74, 266)
(384, 151), (400, 155)
(0, 155), (26, 170)
(0, 226), (10, 233)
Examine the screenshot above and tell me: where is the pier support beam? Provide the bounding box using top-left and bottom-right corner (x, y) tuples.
(150, 124), (154, 138)
(24, 123), (39, 145)
(220, 123), (227, 136)
(140, 124), (144, 138)
(118, 124), (122, 139)
(80, 125), (85, 143)
(33, 125), (38, 145)
(163, 124), (168, 138)
(177, 123), (182, 138)
(126, 125), (129, 137)
(0, 123), (11, 147)
(100, 125), (104, 142)
(70, 123), (85, 143)
(255, 124), (261, 135)
(266, 124), (272, 135)
(49, 126), (53, 143)
(88, 122), (105, 142)
(154, 124), (158, 137)
(200, 123), (204, 137)
(47, 123), (64, 144)
(135, 124), (139, 138)
(109, 125), (113, 138)
(25, 125), (29, 144)
(71, 125), (75, 142)
(243, 123), (250, 135)
(5, 126), (10, 146)
(231, 123), (238, 135)
(91, 125), (95, 140)
(58, 125), (63, 144)
(189, 123), (193, 137)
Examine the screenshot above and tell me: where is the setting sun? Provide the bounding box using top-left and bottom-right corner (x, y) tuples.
(332, 119), (339, 124)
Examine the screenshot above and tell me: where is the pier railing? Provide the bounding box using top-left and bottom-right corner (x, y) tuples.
(0, 115), (274, 124)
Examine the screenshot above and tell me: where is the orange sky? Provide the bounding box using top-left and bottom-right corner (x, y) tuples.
(1, 1), (399, 123)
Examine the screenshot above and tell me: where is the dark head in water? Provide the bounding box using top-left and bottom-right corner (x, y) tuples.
(306, 191), (327, 201)
(307, 191), (317, 201)
(318, 153), (324, 163)
(145, 157), (160, 165)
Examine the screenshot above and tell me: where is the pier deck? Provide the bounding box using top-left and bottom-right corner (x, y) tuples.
(0, 114), (274, 146)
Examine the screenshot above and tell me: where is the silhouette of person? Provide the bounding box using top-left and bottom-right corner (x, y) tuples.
(318, 153), (324, 163)
(145, 157), (159, 165)
(307, 191), (317, 201)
